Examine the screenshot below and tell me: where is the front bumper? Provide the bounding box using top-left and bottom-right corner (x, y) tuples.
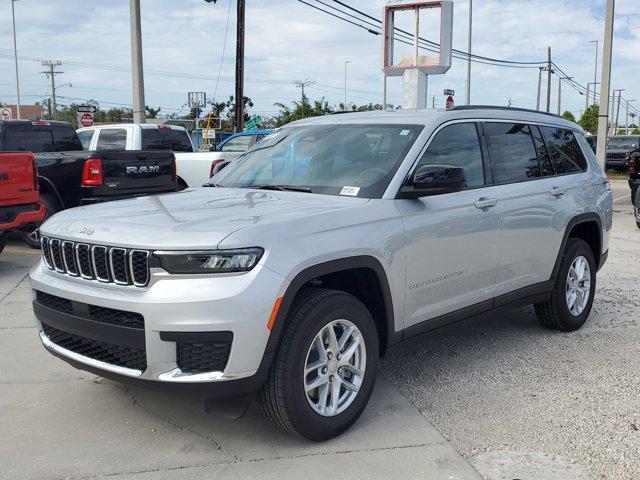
(30, 259), (287, 397)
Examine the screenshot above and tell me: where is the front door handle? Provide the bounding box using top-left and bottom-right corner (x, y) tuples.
(550, 186), (567, 197)
(474, 197), (498, 209)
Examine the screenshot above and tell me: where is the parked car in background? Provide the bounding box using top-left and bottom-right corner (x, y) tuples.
(0, 152), (46, 254)
(605, 135), (640, 171)
(78, 124), (269, 188)
(30, 107), (611, 440)
(628, 150), (640, 206)
(209, 129), (274, 177)
(0, 120), (178, 247)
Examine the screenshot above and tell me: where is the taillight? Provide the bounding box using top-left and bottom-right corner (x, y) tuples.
(82, 157), (103, 186)
(210, 159), (224, 177)
(158, 124), (171, 130)
(171, 154), (177, 182)
(630, 154), (638, 174)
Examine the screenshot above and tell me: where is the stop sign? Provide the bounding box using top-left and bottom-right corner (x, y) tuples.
(445, 95), (454, 109)
(80, 113), (94, 127)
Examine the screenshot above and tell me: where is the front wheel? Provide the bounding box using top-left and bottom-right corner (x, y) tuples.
(534, 238), (596, 331)
(258, 288), (379, 441)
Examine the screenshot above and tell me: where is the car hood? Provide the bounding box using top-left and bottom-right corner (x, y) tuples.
(40, 187), (369, 249)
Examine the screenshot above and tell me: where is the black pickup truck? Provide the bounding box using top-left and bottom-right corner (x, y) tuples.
(0, 120), (177, 247)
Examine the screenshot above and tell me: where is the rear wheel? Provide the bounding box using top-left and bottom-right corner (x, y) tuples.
(258, 288), (379, 441)
(22, 194), (60, 249)
(534, 238), (596, 331)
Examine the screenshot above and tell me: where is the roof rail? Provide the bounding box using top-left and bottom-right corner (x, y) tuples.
(450, 105), (563, 119)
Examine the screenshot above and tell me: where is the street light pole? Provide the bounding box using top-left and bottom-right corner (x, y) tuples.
(344, 60), (351, 108)
(596, 0), (615, 167)
(465, 0), (472, 105)
(11, 0), (21, 119)
(590, 40), (599, 105)
(129, 0), (146, 123)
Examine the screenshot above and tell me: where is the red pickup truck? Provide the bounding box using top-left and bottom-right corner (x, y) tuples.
(0, 152), (46, 254)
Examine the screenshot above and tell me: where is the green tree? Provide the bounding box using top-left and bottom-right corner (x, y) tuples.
(274, 95), (334, 126)
(145, 106), (161, 119)
(632, 128), (640, 135)
(561, 111), (576, 122)
(578, 104), (599, 134)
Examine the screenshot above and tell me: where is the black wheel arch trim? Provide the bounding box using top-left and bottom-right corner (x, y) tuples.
(264, 255), (400, 358)
(551, 212), (604, 279)
(37, 175), (65, 209)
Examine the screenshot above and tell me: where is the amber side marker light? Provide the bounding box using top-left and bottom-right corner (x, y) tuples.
(267, 297), (283, 331)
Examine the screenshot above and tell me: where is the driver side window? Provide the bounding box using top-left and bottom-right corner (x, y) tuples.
(416, 123), (485, 188)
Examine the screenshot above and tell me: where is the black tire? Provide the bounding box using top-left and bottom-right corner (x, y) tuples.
(258, 288), (379, 441)
(636, 222), (640, 230)
(22, 194), (60, 249)
(534, 238), (596, 331)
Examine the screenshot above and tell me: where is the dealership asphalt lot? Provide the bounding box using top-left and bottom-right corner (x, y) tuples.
(0, 179), (636, 480)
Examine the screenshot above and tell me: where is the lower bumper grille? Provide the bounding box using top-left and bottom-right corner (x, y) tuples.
(177, 340), (232, 374)
(42, 323), (147, 371)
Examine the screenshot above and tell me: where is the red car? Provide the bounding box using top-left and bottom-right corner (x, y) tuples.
(0, 152), (46, 253)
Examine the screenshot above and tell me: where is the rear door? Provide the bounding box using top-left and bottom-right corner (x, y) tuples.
(485, 122), (583, 297)
(397, 121), (502, 327)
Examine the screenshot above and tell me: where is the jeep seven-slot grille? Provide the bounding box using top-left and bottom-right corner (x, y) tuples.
(41, 237), (150, 287)
(42, 323), (147, 371)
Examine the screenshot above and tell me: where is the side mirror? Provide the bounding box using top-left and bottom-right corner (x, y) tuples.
(397, 165), (467, 199)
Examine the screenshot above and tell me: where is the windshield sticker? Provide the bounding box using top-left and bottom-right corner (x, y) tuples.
(340, 186), (360, 197)
(399, 129), (411, 136)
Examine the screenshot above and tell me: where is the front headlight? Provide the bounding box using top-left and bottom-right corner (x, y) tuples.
(154, 248), (264, 274)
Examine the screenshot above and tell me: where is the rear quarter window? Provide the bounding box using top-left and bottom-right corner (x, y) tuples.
(540, 127), (587, 174)
(52, 126), (83, 151)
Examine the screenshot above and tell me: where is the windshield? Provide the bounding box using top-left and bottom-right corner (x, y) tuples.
(608, 137), (639, 149)
(210, 124), (422, 198)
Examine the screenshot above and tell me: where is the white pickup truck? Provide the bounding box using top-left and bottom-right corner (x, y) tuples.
(77, 123), (263, 188)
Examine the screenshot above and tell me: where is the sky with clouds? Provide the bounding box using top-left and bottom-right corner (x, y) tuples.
(1, 0), (639, 121)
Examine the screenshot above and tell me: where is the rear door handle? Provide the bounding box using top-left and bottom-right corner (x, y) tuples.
(474, 197), (498, 209)
(550, 186), (567, 197)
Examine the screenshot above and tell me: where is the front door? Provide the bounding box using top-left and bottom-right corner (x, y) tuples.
(396, 122), (502, 328)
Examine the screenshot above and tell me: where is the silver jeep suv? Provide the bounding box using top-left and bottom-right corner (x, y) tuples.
(30, 107), (613, 440)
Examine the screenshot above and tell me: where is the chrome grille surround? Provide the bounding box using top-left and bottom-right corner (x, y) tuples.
(40, 236), (150, 287)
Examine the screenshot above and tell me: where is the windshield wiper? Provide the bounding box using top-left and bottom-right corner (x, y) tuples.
(250, 184), (312, 193)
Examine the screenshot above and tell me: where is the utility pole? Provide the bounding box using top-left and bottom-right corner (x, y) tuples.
(558, 76), (572, 115)
(596, 0), (615, 166)
(614, 89), (624, 134)
(590, 40), (599, 105)
(344, 60), (351, 108)
(234, 0), (245, 132)
(11, 0), (21, 119)
(625, 99), (635, 134)
(129, 0), (146, 123)
(293, 80), (314, 117)
(585, 84), (590, 113)
(546, 47), (553, 113)
(465, 0), (472, 105)
(432, 95), (435, 109)
(536, 67), (544, 111)
(41, 61), (62, 120)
